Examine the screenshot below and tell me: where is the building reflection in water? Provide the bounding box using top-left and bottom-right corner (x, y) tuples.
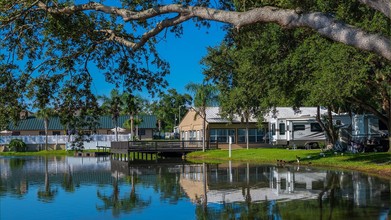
(177, 162), (389, 209)
(1, 156), (390, 219)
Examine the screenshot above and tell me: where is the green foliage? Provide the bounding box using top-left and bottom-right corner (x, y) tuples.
(8, 139), (27, 152)
(9, 158), (26, 169)
(151, 89), (192, 131)
(1, 0), (169, 130)
(0, 66), (27, 130)
(202, 1), (390, 138)
(185, 82), (219, 108)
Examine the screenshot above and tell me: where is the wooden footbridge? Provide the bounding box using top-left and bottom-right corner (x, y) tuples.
(110, 140), (218, 160)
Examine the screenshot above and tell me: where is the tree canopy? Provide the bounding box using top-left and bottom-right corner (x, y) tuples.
(1, 0), (390, 149)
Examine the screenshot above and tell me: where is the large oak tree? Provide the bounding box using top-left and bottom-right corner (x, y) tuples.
(1, 0), (390, 149)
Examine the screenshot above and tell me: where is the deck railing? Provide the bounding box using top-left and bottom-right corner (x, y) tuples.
(111, 140), (218, 153)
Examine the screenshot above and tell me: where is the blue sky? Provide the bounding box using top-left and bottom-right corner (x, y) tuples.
(91, 21), (226, 99)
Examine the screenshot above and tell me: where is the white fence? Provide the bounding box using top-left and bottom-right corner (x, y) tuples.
(0, 134), (131, 145)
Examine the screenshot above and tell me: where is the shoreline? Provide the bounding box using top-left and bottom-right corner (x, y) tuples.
(1, 149), (390, 179)
(186, 148), (391, 180)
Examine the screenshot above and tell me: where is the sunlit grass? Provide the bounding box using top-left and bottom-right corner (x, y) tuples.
(188, 148), (391, 178)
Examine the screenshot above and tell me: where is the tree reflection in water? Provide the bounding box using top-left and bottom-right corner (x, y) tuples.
(96, 170), (151, 218)
(191, 163), (390, 220)
(37, 157), (57, 202)
(1, 157), (389, 219)
(61, 165), (75, 192)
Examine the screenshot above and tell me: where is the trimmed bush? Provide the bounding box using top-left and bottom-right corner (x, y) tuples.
(9, 139), (27, 152)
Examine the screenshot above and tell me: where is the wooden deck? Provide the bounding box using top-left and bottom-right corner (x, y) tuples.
(110, 140), (217, 155)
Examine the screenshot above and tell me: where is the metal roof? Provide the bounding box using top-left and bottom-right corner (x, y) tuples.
(8, 115), (157, 131)
(194, 107), (257, 123)
(193, 107), (329, 123)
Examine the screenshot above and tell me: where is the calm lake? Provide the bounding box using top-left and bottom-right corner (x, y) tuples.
(0, 156), (390, 220)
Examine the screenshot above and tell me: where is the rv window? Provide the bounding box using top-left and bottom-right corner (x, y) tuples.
(310, 123), (323, 132)
(279, 123), (285, 135)
(293, 124), (305, 131)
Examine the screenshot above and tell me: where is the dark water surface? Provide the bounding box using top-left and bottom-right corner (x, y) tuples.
(0, 156), (389, 220)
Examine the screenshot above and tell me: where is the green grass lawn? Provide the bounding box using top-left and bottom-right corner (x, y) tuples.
(187, 148), (391, 179)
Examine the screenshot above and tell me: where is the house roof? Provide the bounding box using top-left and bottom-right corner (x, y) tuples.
(192, 107), (329, 123)
(8, 115), (157, 131)
(194, 107), (257, 124)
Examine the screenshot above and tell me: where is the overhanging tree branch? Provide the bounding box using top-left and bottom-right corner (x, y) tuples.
(347, 97), (388, 125)
(33, 2), (391, 61)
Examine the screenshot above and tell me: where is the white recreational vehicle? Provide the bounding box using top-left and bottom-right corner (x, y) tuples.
(265, 107), (388, 151)
(265, 107), (328, 148)
(270, 115), (325, 147)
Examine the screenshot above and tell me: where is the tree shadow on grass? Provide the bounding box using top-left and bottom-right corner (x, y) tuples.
(296, 151), (390, 165)
(342, 153), (391, 164)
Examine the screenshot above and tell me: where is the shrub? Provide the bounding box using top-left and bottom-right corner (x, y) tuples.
(9, 139), (27, 152)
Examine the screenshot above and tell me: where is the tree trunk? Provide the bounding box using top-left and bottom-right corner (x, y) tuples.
(202, 109), (206, 152)
(44, 118), (48, 151)
(115, 125), (118, 142)
(246, 118), (249, 150)
(388, 105), (391, 152)
(327, 107), (336, 145)
(316, 106), (336, 146)
(136, 115), (139, 140)
(130, 114), (134, 141)
(316, 106), (328, 142)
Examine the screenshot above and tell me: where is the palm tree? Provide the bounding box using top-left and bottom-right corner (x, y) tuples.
(98, 89), (123, 141)
(122, 94), (147, 141)
(36, 108), (55, 151)
(185, 82), (219, 151)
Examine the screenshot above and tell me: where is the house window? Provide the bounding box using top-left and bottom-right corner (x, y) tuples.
(52, 131), (61, 135)
(138, 129), (146, 136)
(12, 131), (20, 136)
(209, 129), (235, 143)
(39, 131), (45, 135)
(189, 130), (197, 140)
(279, 123), (285, 135)
(310, 123), (322, 132)
(293, 124), (305, 131)
(238, 129), (264, 143)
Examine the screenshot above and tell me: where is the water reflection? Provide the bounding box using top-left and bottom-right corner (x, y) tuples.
(181, 162), (390, 219)
(0, 156), (389, 220)
(96, 168), (152, 217)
